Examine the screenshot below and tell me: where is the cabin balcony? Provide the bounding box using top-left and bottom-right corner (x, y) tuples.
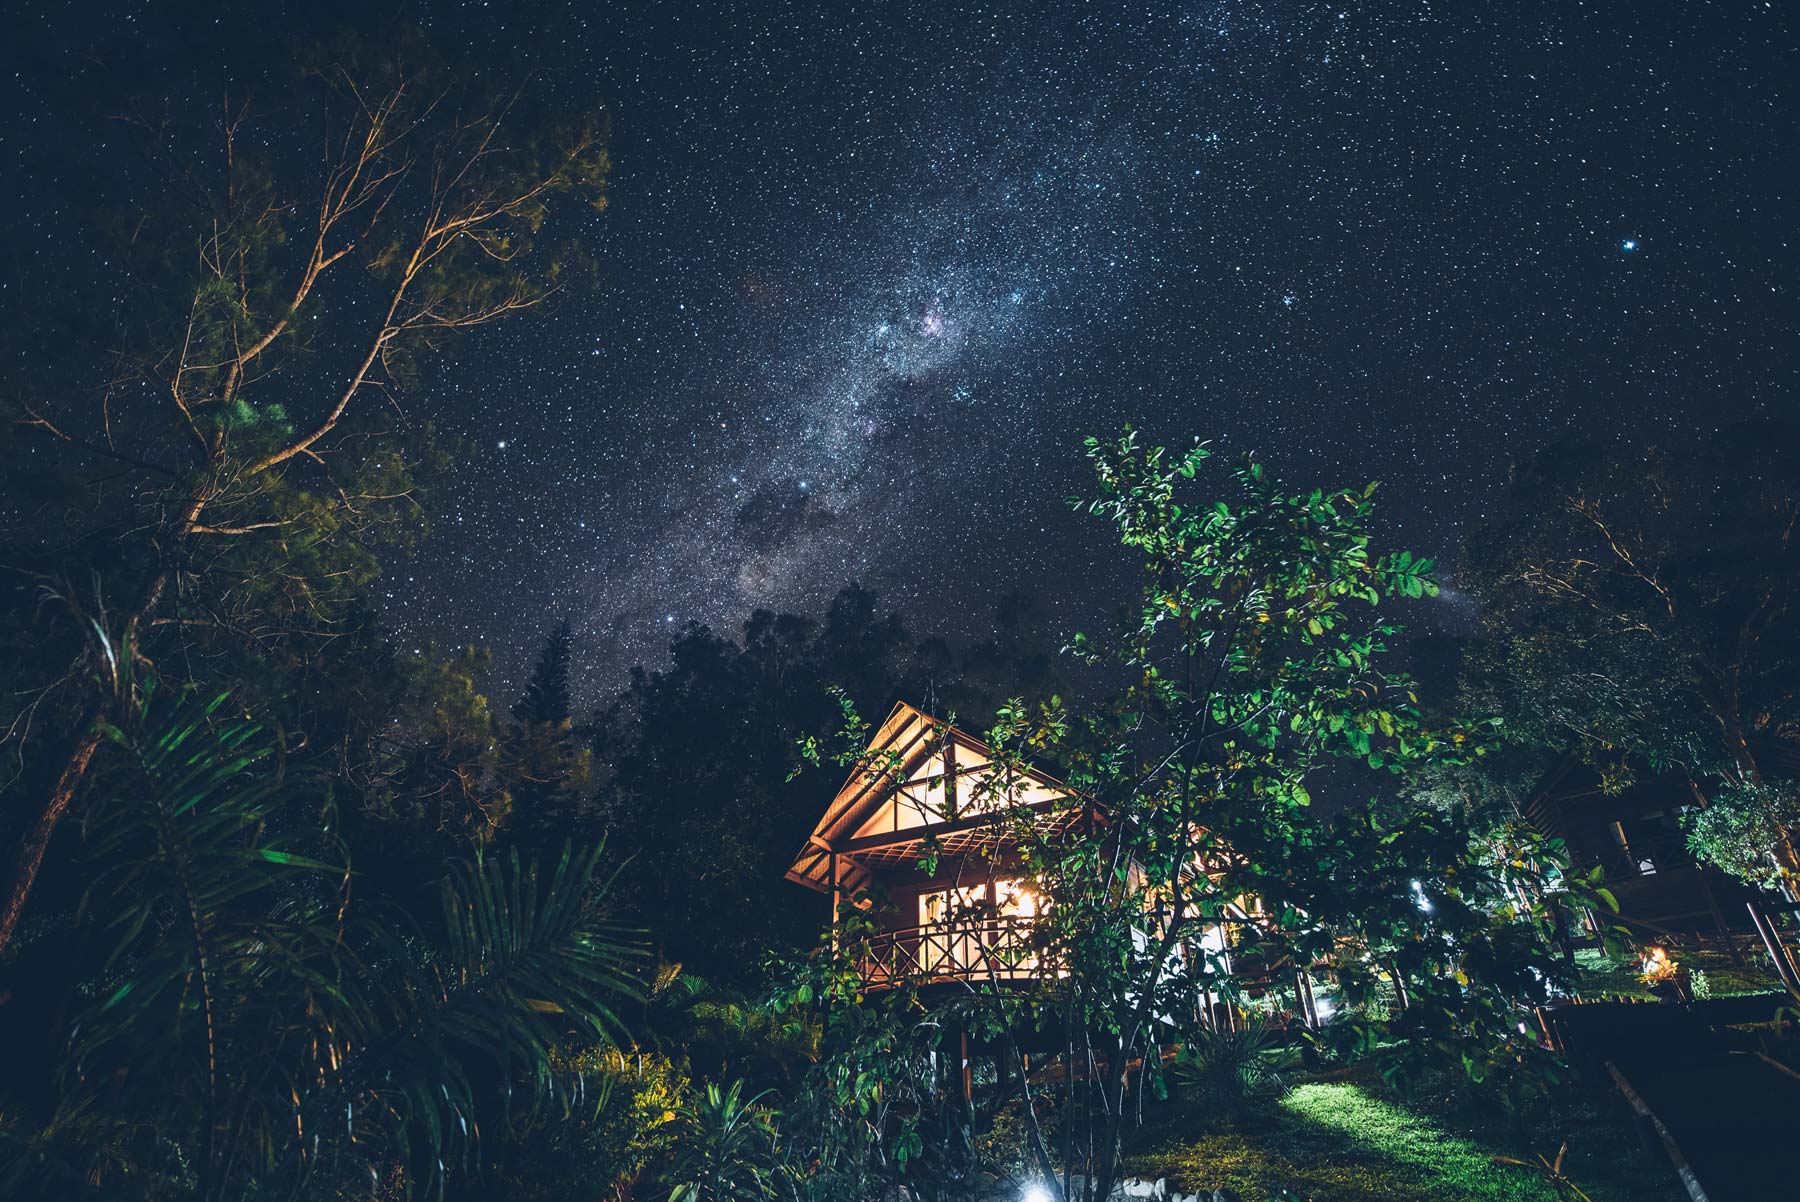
(858, 915), (1049, 990)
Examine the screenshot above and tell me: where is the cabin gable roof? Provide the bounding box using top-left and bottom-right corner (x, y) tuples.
(784, 701), (1076, 897)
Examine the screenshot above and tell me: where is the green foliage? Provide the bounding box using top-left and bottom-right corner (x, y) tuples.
(666, 1080), (781, 1202)
(0, 681), (643, 1200)
(808, 430), (1594, 1201)
(498, 1047), (687, 1201)
(758, 914), (950, 1198)
(1172, 1022), (1295, 1113)
(363, 644), (513, 841)
(599, 586), (922, 985)
(1683, 781), (1800, 891)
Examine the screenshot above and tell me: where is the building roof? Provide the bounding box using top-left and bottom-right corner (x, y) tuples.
(784, 701), (1079, 896)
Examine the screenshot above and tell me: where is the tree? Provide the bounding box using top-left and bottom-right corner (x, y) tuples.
(0, 35), (612, 950)
(515, 623), (576, 727)
(506, 623), (595, 849)
(596, 583), (1060, 987)
(807, 431), (1601, 1202)
(1464, 420), (1800, 883)
(596, 588), (915, 986)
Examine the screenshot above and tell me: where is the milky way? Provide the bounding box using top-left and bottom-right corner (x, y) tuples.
(355, 1), (1796, 700)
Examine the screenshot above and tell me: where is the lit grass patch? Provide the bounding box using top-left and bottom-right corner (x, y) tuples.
(1125, 1081), (1621, 1201)
(1278, 1083), (1559, 1201)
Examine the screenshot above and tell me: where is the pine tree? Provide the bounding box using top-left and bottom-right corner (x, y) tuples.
(506, 622), (593, 848)
(514, 622), (574, 726)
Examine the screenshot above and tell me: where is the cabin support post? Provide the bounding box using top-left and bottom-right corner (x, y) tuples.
(959, 1025), (973, 1106)
(1748, 901), (1800, 993)
(1296, 968), (1319, 1029)
(828, 850), (840, 954)
(1387, 956), (1410, 1013)
(1702, 877), (1743, 965)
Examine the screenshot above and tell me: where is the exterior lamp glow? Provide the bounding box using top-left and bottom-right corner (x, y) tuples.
(1640, 945), (1677, 984)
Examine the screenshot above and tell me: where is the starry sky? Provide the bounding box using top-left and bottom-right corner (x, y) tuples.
(9, 2), (1796, 703)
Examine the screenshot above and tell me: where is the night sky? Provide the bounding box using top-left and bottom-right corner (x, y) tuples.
(9, 2), (1795, 702)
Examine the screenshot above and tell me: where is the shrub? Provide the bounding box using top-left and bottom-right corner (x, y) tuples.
(1173, 1022), (1297, 1113)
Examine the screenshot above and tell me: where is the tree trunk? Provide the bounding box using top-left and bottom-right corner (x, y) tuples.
(0, 720), (103, 950)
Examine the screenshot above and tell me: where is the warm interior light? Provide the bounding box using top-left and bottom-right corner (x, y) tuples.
(997, 879), (1039, 918)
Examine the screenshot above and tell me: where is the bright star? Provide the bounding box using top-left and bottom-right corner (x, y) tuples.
(1620, 239), (1639, 252)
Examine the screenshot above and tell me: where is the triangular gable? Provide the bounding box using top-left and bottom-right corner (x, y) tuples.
(784, 701), (1074, 896)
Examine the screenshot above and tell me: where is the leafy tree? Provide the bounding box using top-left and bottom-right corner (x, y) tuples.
(1685, 781), (1800, 892)
(366, 645), (514, 839)
(0, 32), (612, 951)
(1463, 420), (1800, 882)
(597, 586), (921, 986)
(807, 431), (1603, 1202)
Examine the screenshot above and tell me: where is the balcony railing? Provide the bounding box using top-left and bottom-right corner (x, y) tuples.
(858, 917), (1049, 989)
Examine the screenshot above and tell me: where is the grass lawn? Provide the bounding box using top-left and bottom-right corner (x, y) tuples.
(1122, 1077), (1684, 1202)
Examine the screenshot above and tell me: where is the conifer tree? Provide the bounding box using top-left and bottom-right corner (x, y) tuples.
(515, 622), (575, 726)
(507, 622), (592, 847)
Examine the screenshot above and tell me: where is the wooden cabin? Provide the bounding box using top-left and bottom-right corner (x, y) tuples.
(782, 702), (1293, 1024)
(784, 702), (1078, 990)
(1522, 757), (1757, 949)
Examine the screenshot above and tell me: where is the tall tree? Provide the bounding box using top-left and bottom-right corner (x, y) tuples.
(0, 37), (611, 950)
(1464, 420), (1800, 877)
(514, 622), (575, 727)
(505, 623), (593, 849)
(597, 590), (910, 986)
(808, 432), (1601, 1202)
(595, 583), (1054, 985)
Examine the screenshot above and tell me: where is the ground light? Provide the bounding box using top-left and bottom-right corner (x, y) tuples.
(1020, 1183), (1053, 1202)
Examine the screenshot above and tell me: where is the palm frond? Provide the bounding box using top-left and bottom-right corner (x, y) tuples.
(319, 841), (645, 1192)
(64, 681), (355, 1198)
